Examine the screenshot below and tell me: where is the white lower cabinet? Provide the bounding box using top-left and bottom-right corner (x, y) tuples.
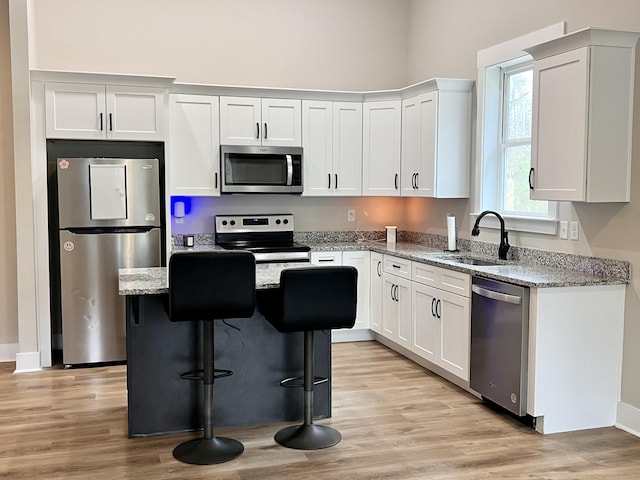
(411, 263), (470, 381)
(412, 283), (470, 381)
(380, 255), (413, 349)
(310, 250), (371, 339)
(382, 273), (412, 349)
(369, 252), (383, 334)
(342, 251), (370, 331)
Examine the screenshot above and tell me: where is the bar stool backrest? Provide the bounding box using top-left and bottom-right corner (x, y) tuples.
(168, 251), (256, 322)
(277, 266), (358, 333)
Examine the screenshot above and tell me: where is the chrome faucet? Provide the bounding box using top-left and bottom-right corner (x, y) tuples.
(471, 211), (510, 260)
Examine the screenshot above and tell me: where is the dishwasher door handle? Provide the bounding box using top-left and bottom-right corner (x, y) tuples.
(472, 285), (522, 304)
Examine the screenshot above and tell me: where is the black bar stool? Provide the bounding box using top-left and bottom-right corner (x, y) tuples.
(260, 266), (358, 450)
(167, 251), (256, 464)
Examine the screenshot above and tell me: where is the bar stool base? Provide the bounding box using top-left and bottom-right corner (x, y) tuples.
(173, 436), (244, 465)
(274, 424), (341, 450)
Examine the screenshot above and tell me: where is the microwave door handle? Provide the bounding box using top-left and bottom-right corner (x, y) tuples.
(286, 155), (293, 186)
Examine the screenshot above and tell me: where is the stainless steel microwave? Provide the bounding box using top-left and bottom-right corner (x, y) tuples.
(220, 145), (303, 194)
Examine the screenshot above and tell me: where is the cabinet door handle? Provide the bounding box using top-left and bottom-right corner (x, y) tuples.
(256, 122), (260, 139)
(431, 297), (436, 317)
(392, 264), (401, 269)
(415, 172), (419, 189)
(328, 174), (331, 189)
(529, 167), (535, 190)
(412, 173), (416, 189)
(377, 261), (381, 277)
(109, 113), (113, 131)
(215, 172), (218, 189)
(395, 173), (398, 190)
(264, 122), (267, 139)
(335, 173), (338, 189)
(390, 284), (395, 301)
(436, 299), (442, 319)
(99, 113), (103, 131)
(318, 258), (335, 263)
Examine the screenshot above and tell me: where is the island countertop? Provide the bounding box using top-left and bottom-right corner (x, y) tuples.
(119, 262), (315, 295)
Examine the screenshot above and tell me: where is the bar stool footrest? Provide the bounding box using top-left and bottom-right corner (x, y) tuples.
(280, 375), (327, 388)
(180, 368), (233, 381)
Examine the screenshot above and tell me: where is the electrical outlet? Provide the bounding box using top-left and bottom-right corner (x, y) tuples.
(347, 209), (356, 222)
(559, 221), (568, 240)
(570, 221), (579, 241)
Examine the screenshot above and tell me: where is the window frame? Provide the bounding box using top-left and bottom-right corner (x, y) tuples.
(474, 23), (565, 235)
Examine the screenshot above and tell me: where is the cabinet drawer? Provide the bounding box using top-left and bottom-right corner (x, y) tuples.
(311, 251), (342, 265)
(412, 261), (470, 297)
(411, 262), (439, 286)
(441, 268), (470, 297)
(383, 255), (411, 279)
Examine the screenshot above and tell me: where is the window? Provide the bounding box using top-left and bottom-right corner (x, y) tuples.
(476, 23), (565, 235)
(500, 63), (547, 216)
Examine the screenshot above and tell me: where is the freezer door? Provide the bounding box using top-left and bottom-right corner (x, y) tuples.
(59, 228), (162, 365)
(57, 157), (161, 228)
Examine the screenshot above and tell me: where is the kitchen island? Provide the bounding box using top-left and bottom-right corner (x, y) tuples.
(119, 262), (331, 438)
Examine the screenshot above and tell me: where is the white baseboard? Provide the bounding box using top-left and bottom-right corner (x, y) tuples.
(332, 328), (375, 343)
(616, 401), (640, 438)
(14, 351), (42, 373)
(0, 343), (18, 363)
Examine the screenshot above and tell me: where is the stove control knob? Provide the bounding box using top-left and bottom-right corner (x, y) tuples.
(222, 220), (228, 226)
(230, 220), (236, 226)
(276, 219), (281, 225)
(283, 219), (289, 224)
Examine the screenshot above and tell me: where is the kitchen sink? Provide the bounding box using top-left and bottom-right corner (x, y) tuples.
(443, 256), (503, 267)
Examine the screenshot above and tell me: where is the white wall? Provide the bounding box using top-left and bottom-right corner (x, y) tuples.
(32, 0), (410, 91)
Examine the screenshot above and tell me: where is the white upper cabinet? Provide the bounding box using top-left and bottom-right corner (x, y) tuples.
(401, 80), (473, 198)
(45, 82), (167, 141)
(526, 28), (640, 202)
(302, 100), (362, 196)
(362, 100), (402, 196)
(220, 96), (301, 147)
(169, 94), (220, 196)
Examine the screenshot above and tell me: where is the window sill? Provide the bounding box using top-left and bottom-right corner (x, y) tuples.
(470, 213), (558, 236)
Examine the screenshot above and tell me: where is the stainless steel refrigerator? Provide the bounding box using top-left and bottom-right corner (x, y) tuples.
(56, 157), (163, 365)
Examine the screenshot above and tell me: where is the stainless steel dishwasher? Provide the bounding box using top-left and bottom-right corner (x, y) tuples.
(470, 277), (530, 416)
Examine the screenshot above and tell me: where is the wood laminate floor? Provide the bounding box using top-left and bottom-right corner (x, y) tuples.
(1, 341), (639, 479)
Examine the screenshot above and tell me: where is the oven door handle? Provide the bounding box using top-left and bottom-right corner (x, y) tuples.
(286, 154), (293, 186)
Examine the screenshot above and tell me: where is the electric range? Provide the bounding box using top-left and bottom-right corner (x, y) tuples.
(214, 214), (310, 263)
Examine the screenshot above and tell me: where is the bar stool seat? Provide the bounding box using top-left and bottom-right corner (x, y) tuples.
(168, 251), (255, 464)
(259, 266), (358, 450)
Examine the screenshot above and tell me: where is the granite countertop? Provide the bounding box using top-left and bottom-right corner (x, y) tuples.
(122, 240), (629, 295)
(119, 262), (314, 296)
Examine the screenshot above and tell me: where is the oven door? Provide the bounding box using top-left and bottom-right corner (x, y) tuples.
(221, 145), (302, 194)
